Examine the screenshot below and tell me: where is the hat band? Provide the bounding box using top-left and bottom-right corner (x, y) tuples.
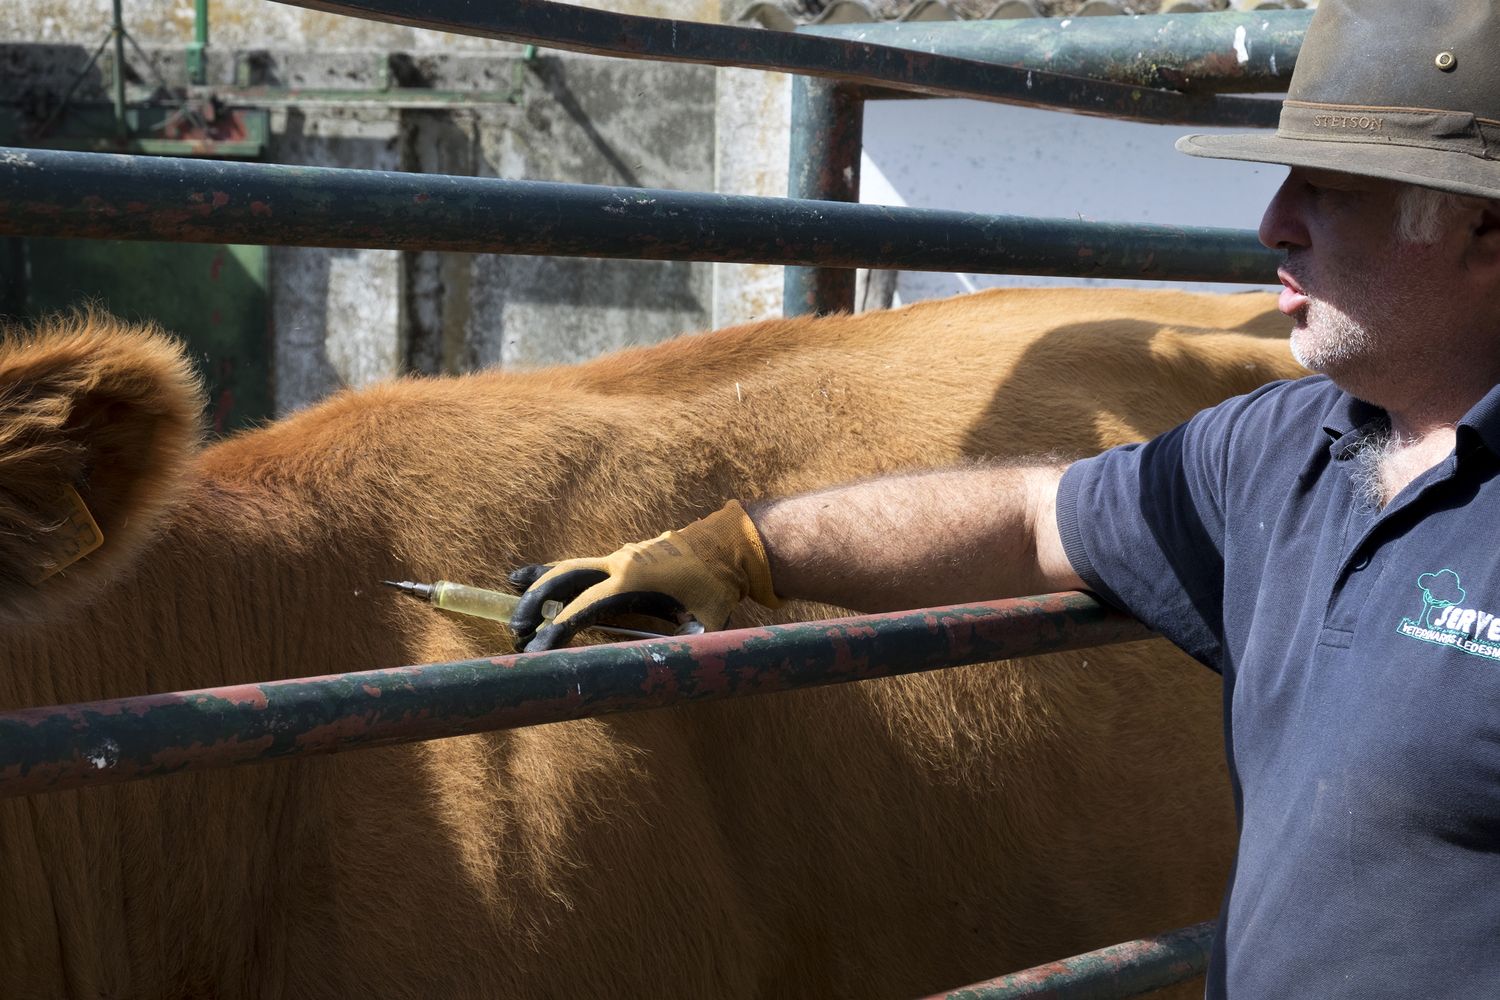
(1278, 100), (1500, 160)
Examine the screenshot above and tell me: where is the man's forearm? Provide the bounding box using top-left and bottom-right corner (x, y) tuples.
(747, 462), (1082, 612)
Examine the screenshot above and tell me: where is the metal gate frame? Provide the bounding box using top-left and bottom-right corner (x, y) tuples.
(786, 9), (1311, 313)
(0, 3), (1306, 996)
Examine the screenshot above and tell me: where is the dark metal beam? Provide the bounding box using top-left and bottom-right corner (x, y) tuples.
(0, 147), (1281, 283)
(784, 78), (862, 315)
(0, 593), (1154, 798)
(806, 10), (1311, 97)
(272, 0), (1280, 127)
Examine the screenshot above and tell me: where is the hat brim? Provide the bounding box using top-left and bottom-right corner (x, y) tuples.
(1176, 133), (1500, 202)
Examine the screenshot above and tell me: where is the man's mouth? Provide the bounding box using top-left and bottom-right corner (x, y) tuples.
(1277, 268), (1310, 317)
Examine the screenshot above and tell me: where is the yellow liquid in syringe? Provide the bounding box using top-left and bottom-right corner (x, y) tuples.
(384, 578), (674, 641)
(425, 580), (562, 627)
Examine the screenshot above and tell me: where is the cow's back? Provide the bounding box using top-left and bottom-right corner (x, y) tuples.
(234, 287), (1291, 997)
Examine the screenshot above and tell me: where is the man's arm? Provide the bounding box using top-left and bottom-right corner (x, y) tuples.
(508, 462), (1083, 650)
(750, 463), (1083, 612)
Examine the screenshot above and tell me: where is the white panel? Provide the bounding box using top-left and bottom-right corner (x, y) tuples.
(862, 98), (1287, 301)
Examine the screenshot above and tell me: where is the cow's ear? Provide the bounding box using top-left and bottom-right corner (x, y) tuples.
(0, 310), (204, 621)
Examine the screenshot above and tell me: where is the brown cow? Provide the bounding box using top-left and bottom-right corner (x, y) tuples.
(0, 288), (1303, 1000)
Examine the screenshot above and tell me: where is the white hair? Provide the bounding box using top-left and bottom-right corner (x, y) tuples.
(1349, 428), (1402, 512)
(1394, 184), (1496, 244)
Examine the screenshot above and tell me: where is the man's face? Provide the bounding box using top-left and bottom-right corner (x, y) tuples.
(1257, 168), (1469, 390)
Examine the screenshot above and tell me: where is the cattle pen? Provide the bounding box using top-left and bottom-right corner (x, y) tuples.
(0, 3), (1305, 997)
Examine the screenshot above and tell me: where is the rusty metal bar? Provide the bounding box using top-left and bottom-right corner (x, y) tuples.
(272, 0), (1278, 127)
(929, 921), (1215, 1000)
(0, 147), (1280, 283)
(784, 78), (862, 316)
(806, 9), (1310, 98)
(0, 593), (1154, 798)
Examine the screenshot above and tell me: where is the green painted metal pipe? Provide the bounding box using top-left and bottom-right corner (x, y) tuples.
(186, 0), (209, 86)
(0, 147), (1281, 283)
(931, 921), (1215, 999)
(806, 9), (1310, 97)
(0, 593), (1154, 798)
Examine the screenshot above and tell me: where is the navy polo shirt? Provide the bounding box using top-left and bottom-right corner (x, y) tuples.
(1056, 375), (1500, 999)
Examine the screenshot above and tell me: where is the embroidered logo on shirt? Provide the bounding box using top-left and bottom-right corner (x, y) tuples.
(1397, 569), (1500, 662)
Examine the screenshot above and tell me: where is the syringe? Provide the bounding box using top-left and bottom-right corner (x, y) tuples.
(382, 579), (673, 641)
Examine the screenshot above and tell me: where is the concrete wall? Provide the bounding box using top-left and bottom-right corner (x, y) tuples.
(2, 1), (722, 414)
(712, 66), (792, 330)
(5, 0), (1288, 413)
(5, 0), (720, 50)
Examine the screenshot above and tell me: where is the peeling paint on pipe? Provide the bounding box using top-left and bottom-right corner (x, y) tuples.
(929, 920), (1215, 999)
(0, 593), (1153, 798)
(805, 10), (1310, 97)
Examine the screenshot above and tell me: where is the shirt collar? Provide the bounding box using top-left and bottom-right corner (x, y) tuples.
(1321, 392), (1385, 460)
(1319, 383), (1500, 459)
(1457, 383), (1500, 457)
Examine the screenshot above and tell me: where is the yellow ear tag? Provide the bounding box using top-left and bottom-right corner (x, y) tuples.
(28, 485), (105, 584)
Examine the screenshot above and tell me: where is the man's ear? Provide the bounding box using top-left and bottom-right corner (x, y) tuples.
(0, 310), (204, 623)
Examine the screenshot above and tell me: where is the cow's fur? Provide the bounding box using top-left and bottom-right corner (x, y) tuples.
(0, 289), (1304, 999)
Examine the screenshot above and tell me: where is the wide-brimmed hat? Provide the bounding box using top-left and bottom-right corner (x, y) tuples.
(1177, 0), (1500, 201)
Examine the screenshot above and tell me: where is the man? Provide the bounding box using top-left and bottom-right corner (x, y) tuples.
(510, 1), (1500, 994)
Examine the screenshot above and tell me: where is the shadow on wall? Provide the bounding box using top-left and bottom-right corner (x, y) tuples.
(466, 255), (708, 371)
(398, 88), (711, 374)
(0, 44), (108, 123)
(403, 110), (483, 379)
(527, 56), (644, 190)
(270, 243), (340, 412)
(270, 109), (408, 415)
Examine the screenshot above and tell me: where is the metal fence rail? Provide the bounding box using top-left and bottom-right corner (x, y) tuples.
(275, 0), (1280, 127)
(0, 146), (1278, 282)
(804, 10), (1311, 96)
(785, 9), (1307, 313)
(931, 921), (1215, 1000)
(0, 593), (1153, 798)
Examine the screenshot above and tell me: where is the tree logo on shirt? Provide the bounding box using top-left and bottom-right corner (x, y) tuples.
(1398, 569), (1500, 663)
(1416, 570), (1465, 628)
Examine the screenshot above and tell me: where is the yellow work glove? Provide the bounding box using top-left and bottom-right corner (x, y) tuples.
(507, 500), (782, 651)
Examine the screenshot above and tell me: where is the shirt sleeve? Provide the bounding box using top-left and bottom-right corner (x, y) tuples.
(1054, 385), (1280, 672)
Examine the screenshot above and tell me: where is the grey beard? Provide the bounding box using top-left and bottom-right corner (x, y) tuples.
(1349, 429), (1403, 513)
(1291, 301), (1377, 373)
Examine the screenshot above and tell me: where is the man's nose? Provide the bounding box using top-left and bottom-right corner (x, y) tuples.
(1258, 173), (1310, 251)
